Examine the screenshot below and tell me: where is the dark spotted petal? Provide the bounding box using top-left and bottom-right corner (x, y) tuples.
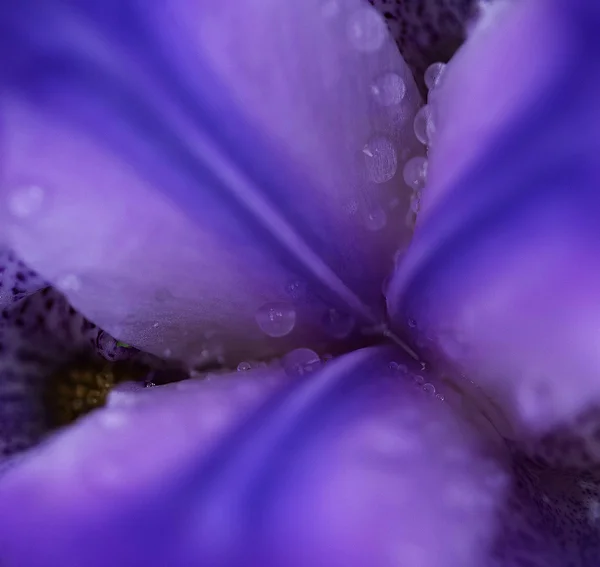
(0, 287), (144, 461)
(0, 247), (46, 308)
(0, 0), (424, 366)
(370, 0), (478, 91)
(0, 347), (507, 567)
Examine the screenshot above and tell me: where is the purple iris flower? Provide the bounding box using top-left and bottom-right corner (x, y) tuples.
(0, 0), (598, 565)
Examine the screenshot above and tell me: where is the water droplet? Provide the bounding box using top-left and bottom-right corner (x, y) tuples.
(424, 62), (446, 91)
(371, 72), (406, 106)
(8, 185), (44, 218)
(413, 105), (433, 146)
(282, 348), (321, 377)
(57, 274), (81, 292)
(407, 318), (417, 328)
(389, 361), (399, 371)
(322, 308), (355, 339)
(363, 136), (397, 184)
(402, 157), (428, 190)
(347, 7), (386, 52)
(285, 279), (306, 300)
(364, 208), (387, 231)
(255, 302), (296, 338)
(423, 383), (436, 395)
(436, 393), (445, 401)
(237, 361), (252, 372)
(414, 375), (425, 385)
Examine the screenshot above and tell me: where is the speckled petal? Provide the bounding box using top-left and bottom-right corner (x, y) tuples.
(0, 247), (46, 308)
(0, 347), (507, 567)
(387, 0), (600, 439)
(0, 0), (424, 366)
(0, 286), (147, 462)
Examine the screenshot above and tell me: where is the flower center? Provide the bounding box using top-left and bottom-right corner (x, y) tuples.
(43, 357), (149, 428)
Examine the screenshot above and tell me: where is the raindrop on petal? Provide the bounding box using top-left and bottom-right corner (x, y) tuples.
(364, 208), (387, 231)
(237, 361), (252, 372)
(402, 157), (428, 190)
(371, 72), (406, 107)
(424, 62), (446, 91)
(347, 6), (386, 52)
(363, 136), (398, 184)
(282, 348), (321, 377)
(413, 105), (433, 146)
(423, 383), (436, 395)
(255, 302), (297, 338)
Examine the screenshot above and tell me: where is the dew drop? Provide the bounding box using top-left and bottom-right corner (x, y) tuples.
(402, 157), (428, 190)
(414, 375), (425, 385)
(364, 208), (387, 231)
(436, 393), (445, 401)
(424, 62), (446, 91)
(371, 72), (406, 107)
(413, 105), (433, 146)
(347, 7), (386, 52)
(237, 361), (252, 372)
(322, 308), (355, 339)
(389, 361), (399, 372)
(407, 318), (417, 328)
(282, 348), (321, 377)
(363, 136), (397, 184)
(423, 383), (436, 395)
(8, 185), (44, 219)
(255, 302), (296, 338)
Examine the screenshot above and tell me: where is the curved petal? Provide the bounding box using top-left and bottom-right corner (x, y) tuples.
(0, 0), (424, 366)
(0, 347), (507, 567)
(387, 0), (600, 440)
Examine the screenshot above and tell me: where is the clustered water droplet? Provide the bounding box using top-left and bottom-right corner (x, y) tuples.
(424, 62), (446, 92)
(255, 302), (297, 338)
(363, 136), (398, 184)
(346, 6), (386, 52)
(282, 348), (321, 377)
(371, 72), (406, 107)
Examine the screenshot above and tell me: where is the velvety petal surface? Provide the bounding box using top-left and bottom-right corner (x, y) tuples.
(0, 0), (424, 366)
(0, 347), (507, 567)
(387, 0), (600, 445)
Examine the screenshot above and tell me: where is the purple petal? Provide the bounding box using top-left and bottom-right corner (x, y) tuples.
(0, 0), (424, 365)
(387, 0), (600, 440)
(0, 347), (507, 567)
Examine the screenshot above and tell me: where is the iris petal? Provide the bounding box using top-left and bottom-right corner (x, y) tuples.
(387, 0), (600, 442)
(0, 0), (424, 365)
(0, 347), (507, 567)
